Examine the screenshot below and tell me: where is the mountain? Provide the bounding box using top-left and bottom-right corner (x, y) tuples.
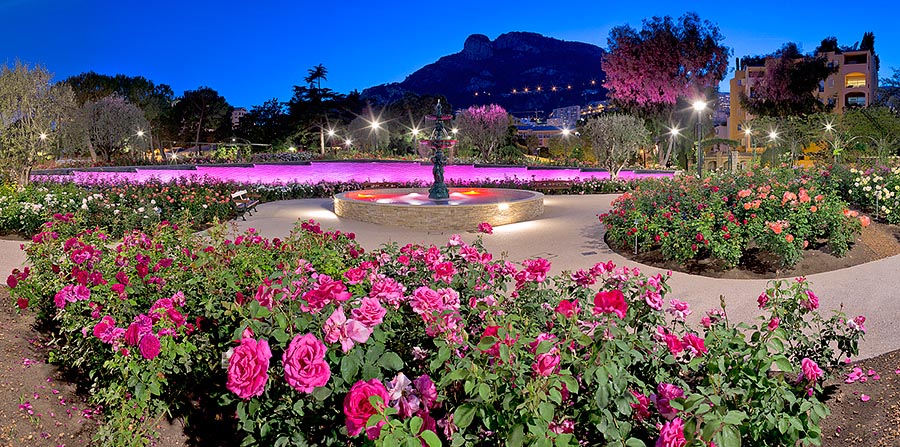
(361, 32), (607, 115)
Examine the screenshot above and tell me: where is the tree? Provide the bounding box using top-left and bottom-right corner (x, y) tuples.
(455, 104), (510, 160)
(603, 12), (730, 116)
(235, 98), (291, 146)
(879, 68), (900, 111)
(741, 43), (837, 117)
(839, 107), (900, 161)
(74, 95), (149, 162)
(172, 87), (230, 148)
(305, 64), (327, 93)
(584, 114), (651, 178)
(0, 61), (76, 186)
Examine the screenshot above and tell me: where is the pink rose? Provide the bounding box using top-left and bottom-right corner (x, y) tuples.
(651, 383), (684, 420)
(802, 290), (819, 311)
(523, 258), (551, 282)
(283, 334), (330, 393)
(532, 351), (561, 376)
(767, 317), (780, 331)
(432, 261), (456, 283)
(139, 333), (161, 360)
(630, 390), (650, 421)
(369, 277), (406, 308)
(666, 299), (691, 321)
(344, 379), (389, 439)
(343, 267), (367, 285)
(656, 417), (686, 447)
(682, 333), (707, 357)
(410, 286), (443, 315)
(351, 298), (387, 328)
(664, 333), (683, 356)
(554, 299), (579, 318)
(593, 290), (628, 319)
(226, 337), (272, 399)
(93, 316), (123, 344)
(757, 292), (769, 309)
(477, 222), (493, 234)
(323, 307), (372, 353)
(801, 357), (824, 382)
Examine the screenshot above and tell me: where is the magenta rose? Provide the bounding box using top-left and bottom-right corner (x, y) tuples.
(651, 383), (684, 420)
(226, 337), (272, 399)
(593, 289), (628, 319)
(802, 290), (819, 311)
(351, 297), (387, 328)
(630, 390), (651, 421)
(682, 333), (707, 357)
(283, 334), (331, 393)
(139, 333), (161, 360)
(801, 357), (824, 382)
(554, 299), (579, 318)
(477, 221), (493, 234)
(532, 351), (561, 376)
(344, 379), (389, 439)
(655, 417), (686, 447)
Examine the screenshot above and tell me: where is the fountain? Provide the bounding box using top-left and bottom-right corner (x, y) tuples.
(333, 101), (544, 231)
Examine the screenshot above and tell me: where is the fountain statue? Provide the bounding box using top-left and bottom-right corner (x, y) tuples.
(425, 100), (454, 201)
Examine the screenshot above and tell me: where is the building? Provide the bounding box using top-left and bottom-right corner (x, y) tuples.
(547, 106), (581, 129)
(516, 124), (564, 148)
(231, 107), (249, 129)
(728, 48), (878, 146)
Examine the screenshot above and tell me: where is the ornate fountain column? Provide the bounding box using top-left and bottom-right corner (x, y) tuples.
(425, 100), (455, 201)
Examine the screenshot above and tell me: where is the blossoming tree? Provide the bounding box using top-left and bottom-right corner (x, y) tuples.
(603, 12), (730, 116)
(454, 104), (510, 160)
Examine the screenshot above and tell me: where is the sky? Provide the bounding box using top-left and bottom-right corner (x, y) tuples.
(3, 0), (897, 108)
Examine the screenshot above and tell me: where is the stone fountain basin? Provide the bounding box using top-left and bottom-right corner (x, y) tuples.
(333, 188), (544, 231)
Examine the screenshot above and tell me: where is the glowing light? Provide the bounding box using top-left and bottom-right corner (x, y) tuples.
(769, 130), (779, 140)
(411, 128), (420, 137)
(370, 120), (381, 130)
(136, 130), (145, 137)
(289, 146), (296, 152)
(824, 122), (834, 132)
(39, 132), (47, 140)
(743, 127), (752, 136)
(498, 203), (510, 211)
(524, 87), (529, 92)
(536, 86), (542, 91)
(669, 128), (680, 136)
(451, 128), (459, 134)
(345, 138), (352, 146)
(692, 100), (706, 112)
(551, 86), (557, 92)
(461, 190), (481, 195)
(327, 129), (336, 137)
(562, 128), (571, 136)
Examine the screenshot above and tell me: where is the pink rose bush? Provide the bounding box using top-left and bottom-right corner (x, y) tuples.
(8, 217), (867, 446)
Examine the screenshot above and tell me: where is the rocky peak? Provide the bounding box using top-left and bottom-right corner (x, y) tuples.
(462, 34), (493, 60)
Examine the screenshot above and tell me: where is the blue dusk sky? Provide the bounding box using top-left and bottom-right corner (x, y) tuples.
(2, 0), (897, 108)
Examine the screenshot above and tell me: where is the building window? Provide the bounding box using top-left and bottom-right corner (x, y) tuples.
(846, 93), (866, 107)
(818, 81), (825, 92)
(845, 73), (866, 88)
(828, 79), (835, 87)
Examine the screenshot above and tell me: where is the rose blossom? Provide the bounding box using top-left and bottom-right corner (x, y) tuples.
(226, 337), (272, 399)
(682, 333), (707, 357)
(323, 307), (372, 353)
(593, 290), (628, 319)
(666, 299), (691, 321)
(477, 222), (493, 234)
(651, 383), (684, 420)
(351, 297), (387, 328)
(801, 290), (819, 311)
(630, 390), (650, 421)
(656, 417), (687, 447)
(801, 357), (824, 382)
(523, 258), (552, 283)
(344, 379), (390, 439)
(532, 351), (561, 376)
(768, 317), (780, 331)
(757, 292), (769, 309)
(139, 333), (161, 360)
(282, 333), (331, 393)
(369, 277), (406, 308)
(554, 299), (579, 318)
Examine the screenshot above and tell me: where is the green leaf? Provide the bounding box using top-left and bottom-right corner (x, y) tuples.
(454, 404), (477, 429)
(715, 425), (741, 447)
(341, 355), (360, 382)
(624, 438), (647, 447)
(445, 368), (469, 381)
(722, 410), (747, 425)
(410, 416), (423, 434)
(311, 386), (332, 401)
(773, 357), (794, 373)
(478, 383), (491, 401)
(507, 424), (524, 447)
(477, 336), (498, 351)
(378, 351), (404, 371)
(421, 430), (441, 447)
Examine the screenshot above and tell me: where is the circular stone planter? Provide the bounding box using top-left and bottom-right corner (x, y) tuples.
(333, 188), (544, 231)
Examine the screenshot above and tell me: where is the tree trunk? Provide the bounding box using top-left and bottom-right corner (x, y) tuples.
(87, 139), (99, 163)
(195, 110), (205, 155)
(320, 126), (325, 155)
(16, 166), (31, 189)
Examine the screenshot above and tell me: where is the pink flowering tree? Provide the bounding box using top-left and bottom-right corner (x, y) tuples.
(455, 104), (511, 160)
(603, 12), (730, 116)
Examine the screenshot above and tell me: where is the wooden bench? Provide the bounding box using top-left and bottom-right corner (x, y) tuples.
(531, 180), (574, 194)
(231, 190), (260, 220)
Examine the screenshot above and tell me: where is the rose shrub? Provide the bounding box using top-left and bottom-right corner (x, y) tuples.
(601, 166), (867, 267)
(8, 213), (865, 446)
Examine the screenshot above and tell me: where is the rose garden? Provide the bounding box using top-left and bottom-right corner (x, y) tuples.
(4, 12), (900, 447)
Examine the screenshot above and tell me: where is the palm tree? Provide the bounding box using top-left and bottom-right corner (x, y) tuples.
(304, 64), (329, 154)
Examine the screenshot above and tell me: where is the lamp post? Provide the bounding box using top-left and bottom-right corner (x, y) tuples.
(692, 100), (707, 177)
(743, 127), (754, 167)
(665, 127), (680, 168)
(369, 120), (381, 154)
(768, 130), (779, 165)
(230, 137), (252, 162)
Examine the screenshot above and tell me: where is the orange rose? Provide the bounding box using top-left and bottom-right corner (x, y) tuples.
(785, 234), (794, 243)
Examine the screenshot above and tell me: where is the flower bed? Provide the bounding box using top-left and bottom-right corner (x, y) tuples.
(7, 215), (864, 446)
(600, 167), (868, 267)
(1, 176), (635, 238)
(824, 165), (900, 225)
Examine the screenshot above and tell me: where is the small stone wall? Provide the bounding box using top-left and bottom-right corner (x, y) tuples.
(333, 188), (544, 231)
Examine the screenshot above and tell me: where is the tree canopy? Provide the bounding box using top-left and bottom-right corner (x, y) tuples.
(455, 104), (510, 160)
(584, 114), (651, 177)
(603, 12), (730, 116)
(740, 43), (837, 117)
(0, 61), (76, 186)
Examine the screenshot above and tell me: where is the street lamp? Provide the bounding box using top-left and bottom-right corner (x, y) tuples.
(369, 120), (381, 154)
(743, 127), (754, 166)
(692, 100), (707, 176)
(663, 127), (680, 169)
(768, 130), (779, 165)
